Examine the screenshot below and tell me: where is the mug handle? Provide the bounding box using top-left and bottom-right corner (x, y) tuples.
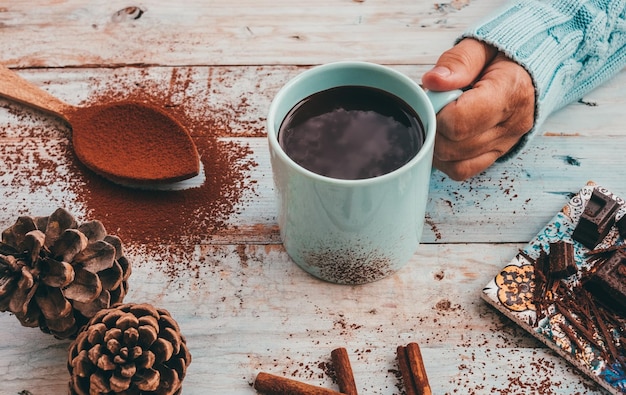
(426, 89), (463, 113)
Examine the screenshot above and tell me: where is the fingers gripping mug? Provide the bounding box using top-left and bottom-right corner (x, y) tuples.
(268, 61), (461, 284)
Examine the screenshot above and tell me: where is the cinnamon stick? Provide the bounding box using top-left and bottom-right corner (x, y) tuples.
(330, 348), (358, 395)
(406, 343), (432, 395)
(254, 372), (345, 395)
(397, 343), (432, 395)
(396, 346), (417, 395)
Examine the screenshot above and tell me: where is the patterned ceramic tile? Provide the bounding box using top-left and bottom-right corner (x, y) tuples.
(483, 181), (626, 395)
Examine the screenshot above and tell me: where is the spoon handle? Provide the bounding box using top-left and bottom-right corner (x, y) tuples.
(0, 64), (73, 122)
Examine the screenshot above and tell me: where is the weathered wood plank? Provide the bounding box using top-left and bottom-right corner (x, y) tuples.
(2, 65), (624, 139)
(216, 133), (626, 244)
(1, 0), (504, 67)
(0, 243), (606, 394)
(1, 66), (625, 244)
(2, 132), (625, 245)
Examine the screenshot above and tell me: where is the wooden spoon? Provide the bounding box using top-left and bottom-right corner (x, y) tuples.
(0, 64), (200, 186)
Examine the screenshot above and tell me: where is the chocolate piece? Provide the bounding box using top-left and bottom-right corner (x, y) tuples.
(549, 241), (577, 278)
(584, 250), (626, 311)
(572, 189), (619, 249)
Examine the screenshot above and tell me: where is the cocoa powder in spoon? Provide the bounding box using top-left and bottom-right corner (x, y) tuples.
(68, 99), (200, 184)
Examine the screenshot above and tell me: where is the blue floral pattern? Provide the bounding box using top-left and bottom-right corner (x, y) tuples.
(482, 182), (626, 395)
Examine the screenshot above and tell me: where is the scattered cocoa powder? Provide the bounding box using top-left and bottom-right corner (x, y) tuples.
(73, 71), (258, 251)
(302, 248), (395, 285)
(0, 67), (260, 277)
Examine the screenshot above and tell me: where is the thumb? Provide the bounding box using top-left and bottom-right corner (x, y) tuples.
(422, 38), (497, 91)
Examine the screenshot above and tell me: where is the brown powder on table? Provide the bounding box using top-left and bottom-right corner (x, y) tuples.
(74, 70), (258, 243)
(1, 67), (260, 276)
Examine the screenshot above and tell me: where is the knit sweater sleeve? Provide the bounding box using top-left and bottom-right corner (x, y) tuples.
(461, 0), (626, 159)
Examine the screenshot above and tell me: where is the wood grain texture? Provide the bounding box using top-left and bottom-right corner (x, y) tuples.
(0, 64), (74, 119)
(0, 243), (608, 394)
(0, 1), (624, 394)
(0, 66), (625, 244)
(1, 0), (500, 67)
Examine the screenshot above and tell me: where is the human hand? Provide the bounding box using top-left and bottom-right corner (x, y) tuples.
(422, 38), (535, 181)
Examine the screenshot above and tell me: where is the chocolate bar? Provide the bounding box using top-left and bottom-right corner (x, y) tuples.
(584, 250), (626, 311)
(549, 241), (577, 278)
(572, 189), (619, 249)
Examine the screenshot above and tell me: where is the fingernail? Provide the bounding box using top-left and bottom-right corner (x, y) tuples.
(429, 66), (452, 77)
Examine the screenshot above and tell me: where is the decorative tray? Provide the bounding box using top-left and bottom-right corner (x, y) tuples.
(482, 181), (626, 394)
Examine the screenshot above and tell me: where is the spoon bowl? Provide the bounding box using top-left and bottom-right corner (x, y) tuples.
(0, 64), (201, 186)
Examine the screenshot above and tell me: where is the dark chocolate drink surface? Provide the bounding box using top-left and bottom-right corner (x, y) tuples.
(278, 86), (424, 180)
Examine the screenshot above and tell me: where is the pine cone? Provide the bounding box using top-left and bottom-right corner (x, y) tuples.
(68, 303), (192, 395)
(0, 208), (131, 339)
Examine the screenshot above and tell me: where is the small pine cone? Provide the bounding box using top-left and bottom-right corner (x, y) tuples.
(68, 303), (192, 395)
(0, 208), (131, 338)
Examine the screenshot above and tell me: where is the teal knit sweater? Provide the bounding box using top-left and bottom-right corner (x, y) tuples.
(463, 0), (626, 158)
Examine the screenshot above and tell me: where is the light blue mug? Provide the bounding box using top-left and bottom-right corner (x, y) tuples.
(268, 61), (461, 284)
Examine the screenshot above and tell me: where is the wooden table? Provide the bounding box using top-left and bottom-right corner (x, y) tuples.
(1, 1), (624, 394)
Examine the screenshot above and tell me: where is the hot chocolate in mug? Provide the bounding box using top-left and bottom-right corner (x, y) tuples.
(267, 61), (461, 284)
